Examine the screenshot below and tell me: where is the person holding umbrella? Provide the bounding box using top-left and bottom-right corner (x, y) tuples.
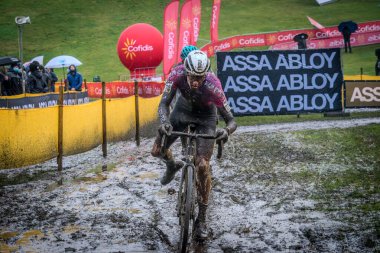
(376, 49), (380, 76)
(67, 64), (83, 91)
(293, 33), (308, 50)
(338, 21), (358, 53)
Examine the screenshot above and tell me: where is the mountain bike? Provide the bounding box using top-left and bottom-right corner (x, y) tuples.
(160, 124), (223, 253)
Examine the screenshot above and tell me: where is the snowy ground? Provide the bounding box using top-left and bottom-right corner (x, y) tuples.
(1, 117), (379, 253)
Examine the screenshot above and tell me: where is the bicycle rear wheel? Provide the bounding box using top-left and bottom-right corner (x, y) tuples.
(178, 165), (194, 253)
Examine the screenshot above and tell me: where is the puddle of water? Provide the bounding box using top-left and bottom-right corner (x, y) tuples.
(0, 231), (18, 240)
(0, 242), (18, 253)
(128, 208), (142, 214)
(74, 174), (107, 184)
(135, 172), (160, 180)
(15, 230), (44, 247)
(62, 225), (82, 234)
(79, 187), (87, 192)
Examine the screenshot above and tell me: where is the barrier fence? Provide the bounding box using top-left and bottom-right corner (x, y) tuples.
(0, 82), (160, 170)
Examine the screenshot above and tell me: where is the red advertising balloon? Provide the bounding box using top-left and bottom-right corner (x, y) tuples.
(117, 23), (163, 72)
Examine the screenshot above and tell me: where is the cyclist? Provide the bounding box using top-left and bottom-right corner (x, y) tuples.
(151, 50), (237, 240)
(171, 45), (199, 152)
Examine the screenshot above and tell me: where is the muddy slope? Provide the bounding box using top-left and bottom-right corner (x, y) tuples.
(1, 118), (379, 253)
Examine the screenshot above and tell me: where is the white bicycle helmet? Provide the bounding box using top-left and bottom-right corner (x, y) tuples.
(184, 50), (210, 76)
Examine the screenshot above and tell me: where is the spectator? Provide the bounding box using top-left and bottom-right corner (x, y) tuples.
(67, 64), (82, 91)
(6, 63), (23, 95)
(26, 61), (48, 93)
(38, 64), (51, 91)
(294, 33), (308, 50)
(0, 66), (9, 96)
(342, 26), (352, 53)
(376, 49), (380, 76)
(46, 68), (58, 91)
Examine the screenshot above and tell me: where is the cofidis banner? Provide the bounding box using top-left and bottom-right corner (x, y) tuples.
(216, 49), (343, 115)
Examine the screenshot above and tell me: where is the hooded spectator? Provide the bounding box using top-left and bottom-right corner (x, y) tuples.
(39, 65), (53, 92)
(6, 63), (23, 95)
(0, 66), (9, 96)
(46, 68), (58, 92)
(26, 61), (48, 93)
(376, 49), (380, 76)
(67, 64), (83, 91)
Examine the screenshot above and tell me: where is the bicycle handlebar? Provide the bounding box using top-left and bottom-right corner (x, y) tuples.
(161, 131), (224, 159)
(169, 131), (216, 139)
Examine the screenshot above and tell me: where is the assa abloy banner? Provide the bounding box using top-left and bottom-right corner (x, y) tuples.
(345, 81), (380, 108)
(217, 49), (343, 115)
(0, 92), (89, 109)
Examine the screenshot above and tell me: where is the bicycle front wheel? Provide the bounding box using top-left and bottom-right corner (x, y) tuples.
(178, 165), (194, 253)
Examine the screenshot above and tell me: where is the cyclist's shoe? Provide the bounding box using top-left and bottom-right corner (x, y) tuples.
(160, 160), (184, 185)
(194, 203), (209, 240)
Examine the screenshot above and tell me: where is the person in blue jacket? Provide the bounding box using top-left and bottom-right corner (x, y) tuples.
(67, 64), (83, 91)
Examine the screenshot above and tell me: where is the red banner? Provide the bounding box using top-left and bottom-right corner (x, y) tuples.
(86, 81), (164, 99)
(210, 0), (221, 44)
(200, 20), (380, 56)
(177, 0), (193, 62)
(313, 20), (380, 39)
(270, 31), (380, 50)
(163, 0), (180, 76)
(192, 0), (201, 45)
(202, 34), (266, 56)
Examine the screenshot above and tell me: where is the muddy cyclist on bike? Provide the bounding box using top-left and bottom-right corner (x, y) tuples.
(151, 50), (237, 240)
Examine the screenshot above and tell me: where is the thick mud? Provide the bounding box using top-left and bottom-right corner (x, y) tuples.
(1, 118), (379, 253)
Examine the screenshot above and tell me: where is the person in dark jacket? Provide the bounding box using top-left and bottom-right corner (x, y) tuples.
(0, 66), (9, 96)
(26, 61), (48, 93)
(342, 26), (352, 53)
(67, 64), (83, 91)
(376, 49), (380, 76)
(6, 63), (23, 95)
(46, 68), (58, 91)
(39, 65), (54, 92)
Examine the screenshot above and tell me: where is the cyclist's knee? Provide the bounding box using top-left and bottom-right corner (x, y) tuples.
(196, 157), (210, 176)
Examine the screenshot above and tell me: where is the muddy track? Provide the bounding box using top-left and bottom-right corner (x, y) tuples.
(1, 118), (379, 252)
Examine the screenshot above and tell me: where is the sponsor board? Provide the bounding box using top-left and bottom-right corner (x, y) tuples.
(86, 81), (164, 98)
(0, 92), (89, 109)
(345, 81), (380, 108)
(216, 49), (343, 115)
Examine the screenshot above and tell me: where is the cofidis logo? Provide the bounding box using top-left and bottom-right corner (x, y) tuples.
(122, 38), (154, 60)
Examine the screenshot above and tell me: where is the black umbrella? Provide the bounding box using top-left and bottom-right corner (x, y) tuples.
(0, 56), (20, 67)
(293, 33), (309, 42)
(294, 33), (308, 49)
(338, 21), (358, 33)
